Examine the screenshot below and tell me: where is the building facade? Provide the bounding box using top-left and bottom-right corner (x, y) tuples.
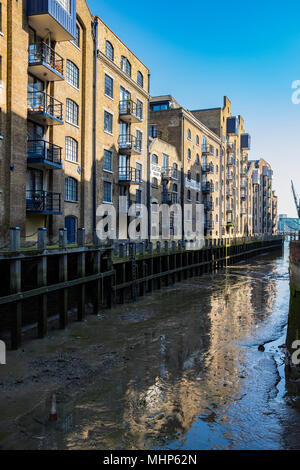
(0, 1), (278, 245)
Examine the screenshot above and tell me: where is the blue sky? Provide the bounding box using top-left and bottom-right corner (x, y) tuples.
(89, 0), (300, 216)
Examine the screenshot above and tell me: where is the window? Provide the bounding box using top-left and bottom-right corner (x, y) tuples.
(66, 99), (79, 125)
(136, 162), (142, 180)
(187, 190), (191, 201)
(104, 149), (113, 172)
(149, 124), (158, 138)
(187, 149), (191, 160)
(196, 135), (200, 145)
(196, 173), (200, 183)
(151, 103), (169, 111)
(152, 177), (158, 188)
(187, 170), (191, 180)
(196, 192), (200, 202)
(136, 99), (143, 120)
(104, 111), (113, 133)
(105, 41), (114, 61)
(137, 71), (143, 88)
(65, 137), (78, 162)
(103, 181), (112, 203)
(152, 154), (158, 164)
(72, 24), (80, 48)
(172, 183), (178, 193)
(57, 0), (71, 14)
(196, 154), (200, 164)
(66, 60), (79, 88)
(65, 177), (78, 202)
(136, 130), (142, 152)
(105, 74), (113, 98)
(136, 189), (142, 204)
(187, 129), (191, 140)
(121, 56), (131, 77)
(162, 154), (168, 170)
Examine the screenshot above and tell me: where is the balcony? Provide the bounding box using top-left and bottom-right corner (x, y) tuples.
(118, 167), (142, 184)
(205, 221), (214, 230)
(241, 133), (251, 150)
(204, 200), (214, 211)
(202, 163), (214, 173)
(27, 0), (77, 42)
(28, 43), (64, 81)
(202, 182), (214, 194)
(26, 190), (62, 215)
(227, 158), (234, 166)
(27, 140), (62, 169)
(226, 174), (234, 182)
(119, 100), (143, 123)
(202, 144), (214, 156)
(118, 134), (142, 155)
(240, 168), (247, 177)
(161, 167), (178, 180)
(162, 192), (178, 205)
(227, 116), (239, 136)
(28, 91), (64, 125)
(241, 206), (247, 215)
(227, 143), (235, 154)
(226, 206), (233, 213)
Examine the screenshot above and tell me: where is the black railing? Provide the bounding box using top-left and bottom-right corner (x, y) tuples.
(119, 100), (143, 120)
(29, 42), (64, 76)
(162, 192), (178, 204)
(27, 140), (62, 166)
(118, 167), (142, 184)
(204, 200), (214, 211)
(28, 91), (63, 121)
(202, 144), (214, 155)
(118, 134), (142, 153)
(205, 221), (214, 230)
(26, 190), (61, 213)
(161, 167), (178, 180)
(202, 182), (214, 193)
(202, 163), (214, 173)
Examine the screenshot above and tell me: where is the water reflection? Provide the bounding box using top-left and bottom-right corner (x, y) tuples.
(16, 244), (300, 450)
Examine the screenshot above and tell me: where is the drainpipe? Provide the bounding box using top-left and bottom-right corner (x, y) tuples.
(181, 114), (185, 241)
(147, 73), (151, 241)
(92, 18), (99, 236)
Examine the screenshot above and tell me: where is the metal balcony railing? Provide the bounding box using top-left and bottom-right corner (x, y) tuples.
(27, 140), (62, 166)
(204, 200), (214, 211)
(205, 221), (214, 230)
(119, 100), (143, 121)
(162, 192), (178, 204)
(27, 91), (63, 122)
(161, 167), (178, 180)
(202, 182), (214, 193)
(26, 190), (61, 214)
(118, 167), (142, 184)
(202, 144), (214, 155)
(202, 163), (214, 173)
(118, 134), (142, 153)
(28, 42), (64, 76)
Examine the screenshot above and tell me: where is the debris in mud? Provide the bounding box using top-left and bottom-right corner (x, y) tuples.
(258, 344), (265, 352)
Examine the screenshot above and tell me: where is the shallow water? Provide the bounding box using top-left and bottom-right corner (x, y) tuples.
(6, 242), (300, 450)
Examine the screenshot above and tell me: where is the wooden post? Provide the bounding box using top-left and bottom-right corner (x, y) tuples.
(59, 253), (68, 329)
(37, 254), (47, 338)
(77, 250), (86, 321)
(10, 257), (22, 350)
(93, 250), (101, 314)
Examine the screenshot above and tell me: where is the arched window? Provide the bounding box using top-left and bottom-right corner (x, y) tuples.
(187, 148), (191, 160)
(196, 173), (200, 183)
(66, 60), (79, 88)
(172, 162), (178, 178)
(196, 135), (200, 145)
(196, 154), (200, 164)
(152, 177), (158, 188)
(65, 136), (78, 162)
(187, 170), (191, 180)
(187, 129), (191, 140)
(65, 177), (78, 202)
(105, 41), (114, 61)
(172, 183), (178, 193)
(137, 71), (144, 88)
(121, 56), (131, 77)
(152, 154), (158, 164)
(66, 98), (79, 125)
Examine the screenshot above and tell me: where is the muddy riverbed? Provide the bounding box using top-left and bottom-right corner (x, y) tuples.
(0, 243), (300, 450)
